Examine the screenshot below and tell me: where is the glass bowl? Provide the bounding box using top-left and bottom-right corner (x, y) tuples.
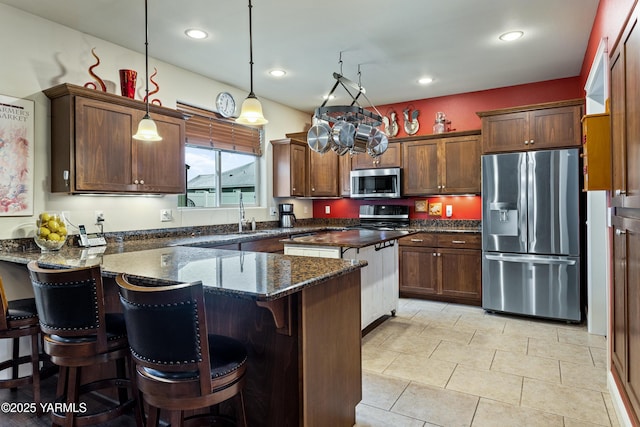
(34, 211), (68, 252)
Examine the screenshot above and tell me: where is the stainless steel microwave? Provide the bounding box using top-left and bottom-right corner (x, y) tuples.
(350, 168), (402, 198)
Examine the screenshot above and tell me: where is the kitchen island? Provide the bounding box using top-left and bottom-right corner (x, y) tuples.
(0, 244), (366, 427)
(282, 229), (413, 331)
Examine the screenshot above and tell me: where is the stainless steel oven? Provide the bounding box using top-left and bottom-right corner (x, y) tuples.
(350, 168), (402, 199)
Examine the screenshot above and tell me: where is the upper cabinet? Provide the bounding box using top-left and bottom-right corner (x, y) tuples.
(272, 138), (308, 197)
(402, 131), (481, 196)
(44, 83), (186, 194)
(351, 142), (402, 170)
(308, 149), (339, 197)
(478, 99), (583, 154)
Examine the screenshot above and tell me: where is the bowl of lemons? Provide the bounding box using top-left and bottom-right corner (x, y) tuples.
(34, 212), (68, 252)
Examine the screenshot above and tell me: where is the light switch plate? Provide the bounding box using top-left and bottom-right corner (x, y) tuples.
(445, 205), (453, 217)
(325, 205), (331, 214)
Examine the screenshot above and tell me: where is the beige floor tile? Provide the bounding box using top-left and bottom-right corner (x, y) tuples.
(355, 403), (430, 427)
(392, 382), (479, 426)
(528, 337), (594, 365)
(420, 324), (475, 345)
(446, 365), (523, 405)
(470, 330), (528, 353)
(491, 350), (560, 383)
(379, 331), (441, 355)
(361, 371), (410, 411)
(558, 327), (607, 349)
(471, 398), (563, 427)
(374, 316), (428, 337)
(503, 317), (560, 340)
(560, 360), (607, 392)
(362, 346), (401, 373)
(456, 313), (507, 332)
(442, 303), (486, 315)
(563, 416), (612, 427)
(521, 378), (610, 425)
(411, 309), (461, 327)
(403, 299), (448, 313)
(384, 353), (456, 387)
(591, 346), (608, 369)
(430, 340), (495, 370)
(604, 392), (622, 427)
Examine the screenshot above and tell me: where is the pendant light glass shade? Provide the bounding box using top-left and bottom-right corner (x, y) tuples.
(236, 93), (268, 125)
(236, 0), (268, 126)
(133, 0), (162, 141)
(133, 113), (162, 141)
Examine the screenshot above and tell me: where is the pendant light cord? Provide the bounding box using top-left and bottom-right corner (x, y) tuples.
(248, 0), (255, 97)
(144, 0), (150, 116)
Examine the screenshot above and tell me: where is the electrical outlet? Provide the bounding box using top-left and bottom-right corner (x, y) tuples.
(303, 206), (308, 214)
(94, 210), (104, 223)
(269, 207), (277, 216)
(160, 209), (173, 222)
(325, 205), (330, 214)
(445, 205), (453, 217)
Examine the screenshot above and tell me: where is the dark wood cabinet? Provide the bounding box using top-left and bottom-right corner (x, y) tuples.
(402, 132), (481, 195)
(351, 142), (402, 170)
(610, 6), (640, 424)
(275, 133), (341, 198)
(272, 138), (307, 197)
(308, 150), (339, 197)
(44, 83), (186, 194)
(339, 154), (352, 196)
(611, 12), (640, 209)
(478, 99), (583, 154)
(399, 233), (481, 305)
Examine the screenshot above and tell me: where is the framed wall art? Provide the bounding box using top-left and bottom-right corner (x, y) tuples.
(0, 94), (35, 216)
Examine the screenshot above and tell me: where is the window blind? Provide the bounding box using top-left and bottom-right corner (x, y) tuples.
(177, 102), (263, 156)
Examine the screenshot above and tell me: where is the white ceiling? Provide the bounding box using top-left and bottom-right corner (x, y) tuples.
(1, 0), (599, 113)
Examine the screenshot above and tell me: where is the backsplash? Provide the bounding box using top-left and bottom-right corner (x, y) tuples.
(313, 196), (482, 220)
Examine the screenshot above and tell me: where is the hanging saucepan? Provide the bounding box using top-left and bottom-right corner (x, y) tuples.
(353, 124), (373, 153)
(331, 120), (356, 155)
(307, 121), (332, 154)
(367, 127), (389, 158)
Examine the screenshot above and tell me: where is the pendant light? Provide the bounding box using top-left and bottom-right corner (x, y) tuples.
(236, 0), (268, 126)
(133, 0), (162, 141)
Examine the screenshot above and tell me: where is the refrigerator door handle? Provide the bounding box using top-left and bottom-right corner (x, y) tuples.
(484, 254), (577, 265)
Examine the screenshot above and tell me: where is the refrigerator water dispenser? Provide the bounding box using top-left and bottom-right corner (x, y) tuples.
(488, 203), (518, 236)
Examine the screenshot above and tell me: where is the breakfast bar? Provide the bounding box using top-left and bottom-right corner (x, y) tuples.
(0, 245), (366, 427)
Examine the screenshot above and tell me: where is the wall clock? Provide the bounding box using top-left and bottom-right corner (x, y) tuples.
(216, 92), (236, 118)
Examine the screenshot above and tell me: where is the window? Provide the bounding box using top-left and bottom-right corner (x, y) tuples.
(177, 102), (262, 208)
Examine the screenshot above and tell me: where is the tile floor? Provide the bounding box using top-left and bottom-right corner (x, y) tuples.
(355, 298), (619, 427)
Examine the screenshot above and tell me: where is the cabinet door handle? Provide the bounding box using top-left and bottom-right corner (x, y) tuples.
(432, 253), (437, 257)
(616, 229), (626, 236)
(524, 140), (529, 145)
(139, 179), (144, 185)
(437, 253), (441, 257)
(410, 238), (424, 242)
(451, 240), (466, 244)
(530, 139), (534, 144)
(615, 189), (627, 196)
(134, 179), (139, 184)
(311, 187), (315, 192)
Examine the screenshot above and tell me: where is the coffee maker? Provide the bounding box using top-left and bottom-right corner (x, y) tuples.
(279, 203), (296, 228)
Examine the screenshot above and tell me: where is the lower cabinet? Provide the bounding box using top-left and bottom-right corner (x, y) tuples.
(399, 233), (481, 305)
(611, 214), (640, 423)
(284, 242), (399, 330)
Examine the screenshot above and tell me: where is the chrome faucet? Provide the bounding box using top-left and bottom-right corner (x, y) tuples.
(239, 192), (249, 232)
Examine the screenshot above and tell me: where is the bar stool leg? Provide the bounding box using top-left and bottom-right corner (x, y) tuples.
(30, 333), (41, 416)
(11, 337), (19, 390)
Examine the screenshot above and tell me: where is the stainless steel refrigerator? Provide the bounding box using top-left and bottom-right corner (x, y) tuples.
(482, 149), (581, 321)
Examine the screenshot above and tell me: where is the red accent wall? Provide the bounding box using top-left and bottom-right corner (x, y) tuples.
(313, 196), (481, 220)
(314, 0), (638, 221)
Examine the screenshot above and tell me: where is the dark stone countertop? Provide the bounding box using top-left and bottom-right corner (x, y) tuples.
(281, 229), (414, 248)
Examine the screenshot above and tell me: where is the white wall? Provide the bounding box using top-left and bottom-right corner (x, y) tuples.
(0, 4), (314, 240)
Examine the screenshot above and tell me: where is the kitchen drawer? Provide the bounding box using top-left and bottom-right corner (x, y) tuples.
(437, 233), (481, 249)
(398, 233), (437, 247)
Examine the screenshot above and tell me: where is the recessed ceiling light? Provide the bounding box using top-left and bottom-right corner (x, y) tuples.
(418, 77), (433, 85)
(499, 31), (524, 42)
(185, 28), (208, 40)
(269, 69), (287, 77)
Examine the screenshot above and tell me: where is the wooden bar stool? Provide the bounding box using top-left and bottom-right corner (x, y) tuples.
(27, 261), (141, 427)
(116, 274), (248, 427)
(0, 275), (44, 414)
